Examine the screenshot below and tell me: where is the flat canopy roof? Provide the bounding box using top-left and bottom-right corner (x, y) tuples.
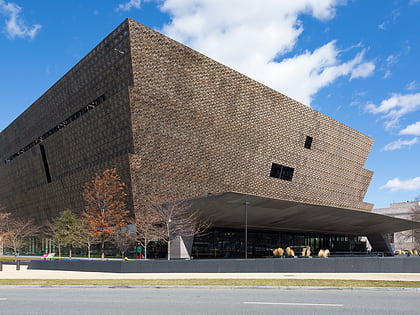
(189, 192), (420, 236)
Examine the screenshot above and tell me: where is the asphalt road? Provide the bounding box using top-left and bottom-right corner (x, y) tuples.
(0, 287), (419, 314)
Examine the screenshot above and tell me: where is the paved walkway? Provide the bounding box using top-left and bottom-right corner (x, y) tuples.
(1, 265), (420, 281)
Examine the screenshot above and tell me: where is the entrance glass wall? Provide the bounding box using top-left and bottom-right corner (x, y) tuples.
(13, 228), (366, 259)
(192, 228), (367, 259)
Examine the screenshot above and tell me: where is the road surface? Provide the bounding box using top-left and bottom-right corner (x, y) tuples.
(0, 287), (418, 314)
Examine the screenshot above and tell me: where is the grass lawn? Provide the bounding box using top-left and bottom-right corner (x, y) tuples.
(0, 256), (43, 263)
(0, 278), (419, 287)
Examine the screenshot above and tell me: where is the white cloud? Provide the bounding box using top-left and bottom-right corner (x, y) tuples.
(0, 0), (41, 39)
(366, 93), (420, 129)
(382, 137), (418, 151)
(378, 8), (400, 31)
(116, 0), (141, 12)
(407, 80), (420, 91)
(350, 57), (375, 80)
(386, 55), (398, 66)
(400, 121), (420, 136)
(380, 177), (420, 192)
(381, 54), (399, 78)
(409, 0), (420, 5)
(157, 0), (374, 106)
(378, 21), (388, 30)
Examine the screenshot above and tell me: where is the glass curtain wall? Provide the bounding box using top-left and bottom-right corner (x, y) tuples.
(15, 229), (366, 259)
(192, 228), (367, 259)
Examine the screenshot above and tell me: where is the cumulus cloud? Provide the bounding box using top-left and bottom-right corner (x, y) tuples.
(400, 121), (420, 136)
(366, 92), (420, 129)
(380, 177), (420, 192)
(409, 0), (420, 5)
(157, 0), (374, 106)
(0, 0), (41, 39)
(116, 0), (141, 12)
(382, 137), (418, 151)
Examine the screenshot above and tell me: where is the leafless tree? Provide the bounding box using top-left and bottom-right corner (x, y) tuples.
(143, 195), (212, 260)
(77, 221), (98, 260)
(0, 212), (10, 234)
(0, 212), (11, 255)
(42, 218), (62, 257)
(2, 214), (40, 261)
(411, 196), (420, 249)
(133, 203), (163, 259)
(112, 225), (135, 258)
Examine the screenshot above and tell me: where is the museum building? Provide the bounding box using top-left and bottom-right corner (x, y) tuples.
(1, 19), (419, 258)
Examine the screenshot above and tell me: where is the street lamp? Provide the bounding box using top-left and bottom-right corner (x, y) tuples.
(244, 200), (249, 259)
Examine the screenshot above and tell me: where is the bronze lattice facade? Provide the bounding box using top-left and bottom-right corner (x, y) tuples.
(0, 19), (374, 222)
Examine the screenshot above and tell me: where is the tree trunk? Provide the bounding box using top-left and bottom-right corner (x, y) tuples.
(144, 243), (147, 260)
(87, 245), (91, 260)
(101, 242), (105, 260)
(69, 247), (72, 260)
(167, 225), (171, 260)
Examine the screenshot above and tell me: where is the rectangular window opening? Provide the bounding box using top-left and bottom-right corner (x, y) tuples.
(5, 94), (106, 165)
(304, 136), (313, 149)
(40, 144), (52, 183)
(270, 163), (294, 181)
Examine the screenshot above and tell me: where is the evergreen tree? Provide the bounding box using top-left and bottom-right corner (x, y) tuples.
(53, 209), (83, 259)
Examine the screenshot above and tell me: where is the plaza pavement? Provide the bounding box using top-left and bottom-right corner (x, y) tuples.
(1, 264), (420, 281)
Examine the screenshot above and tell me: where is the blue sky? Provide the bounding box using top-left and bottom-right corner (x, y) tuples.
(0, 0), (419, 209)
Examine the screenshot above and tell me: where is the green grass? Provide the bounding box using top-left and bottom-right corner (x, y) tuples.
(0, 256), (44, 262)
(0, 278), (419, 287)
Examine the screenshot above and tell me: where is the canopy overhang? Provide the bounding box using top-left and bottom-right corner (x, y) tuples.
(189, 192), (420, 236)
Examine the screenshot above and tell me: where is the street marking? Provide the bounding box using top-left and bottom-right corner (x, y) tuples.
(244, 302), (343, 307)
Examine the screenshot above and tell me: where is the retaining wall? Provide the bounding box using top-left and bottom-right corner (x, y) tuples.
(28, 257), (420, 273)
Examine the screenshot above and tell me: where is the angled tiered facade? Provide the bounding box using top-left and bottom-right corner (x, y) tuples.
(128, 20), (375, 214)
(0, 19), (373, 221)
(1, 19), (397, 257)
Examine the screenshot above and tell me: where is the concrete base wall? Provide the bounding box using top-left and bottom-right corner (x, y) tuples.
(28, 257), (420, 273)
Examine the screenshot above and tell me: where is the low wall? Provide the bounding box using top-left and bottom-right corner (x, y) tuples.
(28, 256), (420, 273)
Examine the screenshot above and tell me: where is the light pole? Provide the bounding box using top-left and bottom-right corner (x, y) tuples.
(244, 200), (249, 259)
(168, 218), (171, 260)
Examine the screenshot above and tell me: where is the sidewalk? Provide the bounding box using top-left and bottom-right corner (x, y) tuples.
(1, 265), (420, 281)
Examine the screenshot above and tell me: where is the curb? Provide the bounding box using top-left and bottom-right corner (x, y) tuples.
(0, 285), (419, 291)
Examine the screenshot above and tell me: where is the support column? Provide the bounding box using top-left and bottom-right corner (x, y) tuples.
(367, 234), (394, 255)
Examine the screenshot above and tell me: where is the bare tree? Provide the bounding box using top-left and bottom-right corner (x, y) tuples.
(42, 218), (62, 257)
(112, 226), (135, 258)
(0, 212), (11, 256)
(0, 212), (10, 234)
(78, 220), (98, 260)
(2, 214), (40, 261)
(144, 195), (212, 260)
(411, 196), (420, 249)
(133, 203), (163, 259)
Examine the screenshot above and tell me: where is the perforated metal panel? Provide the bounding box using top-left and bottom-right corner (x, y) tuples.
(0, 19), (374, 222)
